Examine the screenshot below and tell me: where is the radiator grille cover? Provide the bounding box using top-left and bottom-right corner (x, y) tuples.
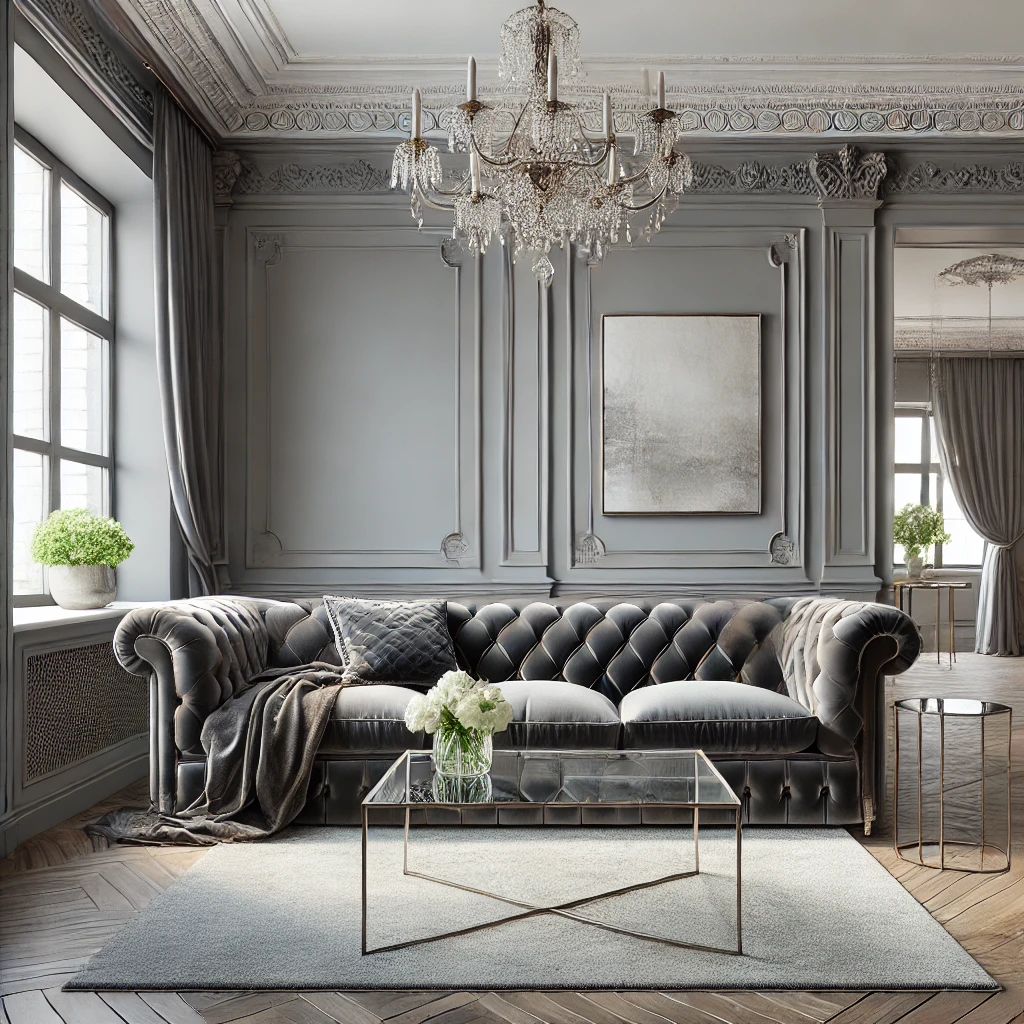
(25, 642), (147, 781)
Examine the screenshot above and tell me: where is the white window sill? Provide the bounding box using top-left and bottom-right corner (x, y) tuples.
(12, 601), (154, 634)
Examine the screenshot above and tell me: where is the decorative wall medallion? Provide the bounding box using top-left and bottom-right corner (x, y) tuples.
(768, 234), (799, 267)
(252, 530), (283, 565)
(441, 532), (468, 563)
(573, 531), (607, 566)
(18, 0), (153, 142)
(769, 532), (796, 565)
(808, 145), (888, 200)
(252, 234), (284, 266)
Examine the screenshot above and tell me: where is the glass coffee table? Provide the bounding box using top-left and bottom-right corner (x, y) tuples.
(361, 748), (743, 956)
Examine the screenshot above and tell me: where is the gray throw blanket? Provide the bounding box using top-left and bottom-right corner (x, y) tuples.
(87, 663), (357, 846)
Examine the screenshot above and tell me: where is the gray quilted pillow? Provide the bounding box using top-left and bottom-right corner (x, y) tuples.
(323, 596), (457, 684)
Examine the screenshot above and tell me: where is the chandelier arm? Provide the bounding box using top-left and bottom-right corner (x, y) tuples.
(613, 153), (672, 187)
(425, 172), (473, 198)
(413, 178), (458, 212)
(620, 185), (671, 213)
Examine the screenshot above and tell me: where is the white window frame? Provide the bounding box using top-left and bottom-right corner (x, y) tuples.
(894, 402), (983, 569)
(12, 127), (115, 605)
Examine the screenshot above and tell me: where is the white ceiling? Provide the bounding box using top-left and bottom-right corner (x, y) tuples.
(258, 0), (1024, 60)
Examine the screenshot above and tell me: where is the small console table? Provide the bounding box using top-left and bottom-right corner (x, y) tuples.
(893, 579), (972, 668)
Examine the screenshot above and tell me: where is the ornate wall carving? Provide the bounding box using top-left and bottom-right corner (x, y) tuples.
(18, 0), (153, 143)
(226, 150), (888, 201)
(883, 159), (1024, 194)
(809, 145), (888, 200)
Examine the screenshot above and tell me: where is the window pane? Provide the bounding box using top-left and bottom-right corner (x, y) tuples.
(930, 417), (941, 466)
(60, 182), (107, 314)
(941, 479), (986, 566)
(13, 293), (49, 440)
(894, 416), (923, 464)
(13, 144), (49, 282)
(13, 449), (48, 595)
(60, 461), (107, 516)
(61, 319), (108, 455)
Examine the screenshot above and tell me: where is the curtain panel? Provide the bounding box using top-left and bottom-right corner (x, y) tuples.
(931, 357), (1024, 656)
(153, 87), (223, 595)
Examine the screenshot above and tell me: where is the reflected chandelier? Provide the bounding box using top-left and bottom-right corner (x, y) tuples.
(391, 0), (693, 285)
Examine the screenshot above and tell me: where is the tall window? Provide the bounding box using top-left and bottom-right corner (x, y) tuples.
(894, 405), (985, 568)
(12, 130), (113, 601)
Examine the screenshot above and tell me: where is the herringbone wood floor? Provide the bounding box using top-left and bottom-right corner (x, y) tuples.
(2, 654), (1021, 1024)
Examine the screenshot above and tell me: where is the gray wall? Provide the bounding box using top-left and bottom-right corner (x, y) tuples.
(221, 140), (962, 603)
(114, 197), (170, 601)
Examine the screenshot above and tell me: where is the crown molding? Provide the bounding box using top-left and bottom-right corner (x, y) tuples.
(99, 0), (1024, 140)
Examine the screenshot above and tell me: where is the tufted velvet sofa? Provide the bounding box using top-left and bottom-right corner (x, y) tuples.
(114, 595), (920, 834)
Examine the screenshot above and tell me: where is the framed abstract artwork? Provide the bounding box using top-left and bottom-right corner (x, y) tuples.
(601, 314), (762, 515)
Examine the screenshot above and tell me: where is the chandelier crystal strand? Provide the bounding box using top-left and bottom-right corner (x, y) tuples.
(392, 1), (692, 283)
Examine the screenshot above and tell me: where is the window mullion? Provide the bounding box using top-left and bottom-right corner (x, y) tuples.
(57, 447), (110, 470)
(49, 166), (61, 519)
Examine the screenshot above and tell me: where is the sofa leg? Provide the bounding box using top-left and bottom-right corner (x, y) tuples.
(863, 796), (875, 836)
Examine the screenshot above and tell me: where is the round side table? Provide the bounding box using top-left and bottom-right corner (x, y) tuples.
(894, 697), (1011, 873)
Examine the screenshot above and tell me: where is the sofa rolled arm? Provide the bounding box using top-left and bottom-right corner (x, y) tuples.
(781, 598), (920, 834)
(114, 597), (270, 759)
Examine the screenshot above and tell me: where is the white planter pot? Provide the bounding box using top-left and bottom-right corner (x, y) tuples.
(47, 564), (116, 610)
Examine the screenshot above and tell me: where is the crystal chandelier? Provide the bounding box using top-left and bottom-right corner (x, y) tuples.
(391, 0), (693, 286)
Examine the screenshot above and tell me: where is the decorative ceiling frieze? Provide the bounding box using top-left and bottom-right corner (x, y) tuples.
(95, 0), (1024, 141)
(883, 159), (1024, 194)
(223, 145), (895, 201)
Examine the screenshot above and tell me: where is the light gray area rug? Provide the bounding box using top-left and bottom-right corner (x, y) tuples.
(67, 827), (996, 991)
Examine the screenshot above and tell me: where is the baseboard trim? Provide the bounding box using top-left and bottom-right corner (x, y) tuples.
(0, 752), (147, 859)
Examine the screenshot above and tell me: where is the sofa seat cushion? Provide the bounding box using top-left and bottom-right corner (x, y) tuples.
(318, 684), (424, 755)
(493, 680), (621, 749)
(619, 680), (817, 755)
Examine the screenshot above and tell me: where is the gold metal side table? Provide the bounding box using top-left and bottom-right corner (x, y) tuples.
(893, 579), (972, 668)
(894, 697), (1011, 874)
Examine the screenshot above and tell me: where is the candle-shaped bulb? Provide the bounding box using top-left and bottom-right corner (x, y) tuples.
(657, 71), (666, 110)
(467, 56), (477, 102)
(606, 140), (617, 186)
(547, 50), (558, 103)
(470, 148), (482, 195)
(411, 88), (422, 139)
(603, 92), (612, 140)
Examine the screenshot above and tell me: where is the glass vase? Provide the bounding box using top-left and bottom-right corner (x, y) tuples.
(432, 725), (493, 778)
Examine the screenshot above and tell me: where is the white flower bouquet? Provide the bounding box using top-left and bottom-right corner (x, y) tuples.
(405, 670), (514, 777)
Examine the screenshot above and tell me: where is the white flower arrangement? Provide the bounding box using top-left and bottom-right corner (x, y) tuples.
(405, 669), (514, 737)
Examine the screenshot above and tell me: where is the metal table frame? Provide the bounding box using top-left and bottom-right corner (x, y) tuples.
(893, 579), (972, 668)
(894, 698), (1012, 874)
(360, 749), (743, 957)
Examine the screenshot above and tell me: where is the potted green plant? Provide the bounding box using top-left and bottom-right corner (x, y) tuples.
(31, 509), (134, 609)
(893, 503), (950, 578)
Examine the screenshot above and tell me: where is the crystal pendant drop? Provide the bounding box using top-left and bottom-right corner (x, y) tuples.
(532, 253), (555, 287)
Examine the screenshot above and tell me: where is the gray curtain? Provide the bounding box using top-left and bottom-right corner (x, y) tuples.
(931, 358), (1024, 656)
(154, 87), (223, 595)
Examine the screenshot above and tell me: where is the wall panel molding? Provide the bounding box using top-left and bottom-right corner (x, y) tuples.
(821, 202), (882, 589)
(561, 226), (810, 583)
(244, 224), (481, 571)
(500, 246), (549, 567)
